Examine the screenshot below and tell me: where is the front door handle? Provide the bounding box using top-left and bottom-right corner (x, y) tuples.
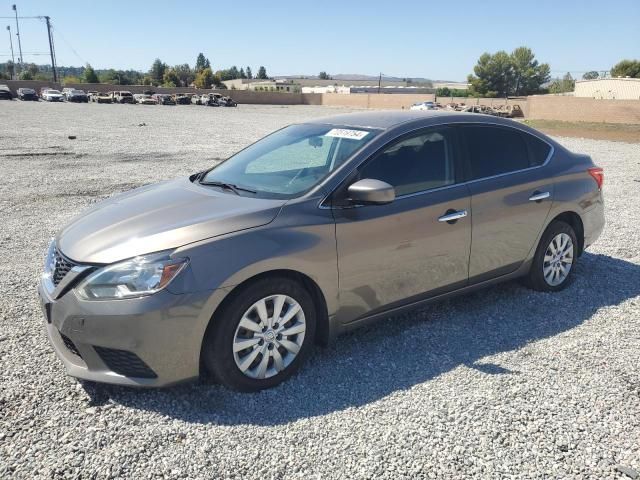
(438, 209), (468, 224)
(529, 191), (550, 202)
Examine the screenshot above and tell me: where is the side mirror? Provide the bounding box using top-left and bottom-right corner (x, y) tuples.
(347, 179), (395, 205)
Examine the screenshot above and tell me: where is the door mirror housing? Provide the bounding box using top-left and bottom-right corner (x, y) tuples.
(347, 179), (395, 205)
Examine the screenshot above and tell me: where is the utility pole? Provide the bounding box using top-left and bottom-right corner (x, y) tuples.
(6, 26), (15, 78)
(44, 16), (57, 82)
(378, 72), (382, 94)
(11, 4), (23, 64)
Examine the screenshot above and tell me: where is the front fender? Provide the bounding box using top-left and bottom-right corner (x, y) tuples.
(171, 200), (339, 317)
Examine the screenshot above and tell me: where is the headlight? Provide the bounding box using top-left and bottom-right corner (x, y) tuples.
(43, 238), (56, 279)
(76, 251), (188, 300)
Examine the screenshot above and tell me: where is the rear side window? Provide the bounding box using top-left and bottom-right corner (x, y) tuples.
(523, 133), (552, 166)
(462, 126), (530, 180)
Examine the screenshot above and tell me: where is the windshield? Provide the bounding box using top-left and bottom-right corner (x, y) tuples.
(201, 124), (378, 199)
(48, 90), (61, 94)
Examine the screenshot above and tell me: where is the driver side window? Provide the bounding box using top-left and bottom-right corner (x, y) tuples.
(359, 128), (456, 196)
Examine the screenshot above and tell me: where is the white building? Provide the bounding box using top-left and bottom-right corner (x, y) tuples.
(574, 78), (640, 100)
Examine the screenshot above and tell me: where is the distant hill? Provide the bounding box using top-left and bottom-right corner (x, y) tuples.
(275, 73), (466, 87)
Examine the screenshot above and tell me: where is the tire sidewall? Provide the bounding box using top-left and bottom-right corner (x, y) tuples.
(531, 221), (578, 292)
(203, 277), (316, 392)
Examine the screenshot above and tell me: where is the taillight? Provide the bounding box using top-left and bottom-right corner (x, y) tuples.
(588, 167), (604, 190)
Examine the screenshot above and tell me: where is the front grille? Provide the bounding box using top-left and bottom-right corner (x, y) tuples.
(52, 249), (77, 286)
(94, 346), (157, 379)
(60, 332), (82, 358)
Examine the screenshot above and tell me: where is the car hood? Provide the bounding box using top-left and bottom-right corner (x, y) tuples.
(57, 177), (286, 264)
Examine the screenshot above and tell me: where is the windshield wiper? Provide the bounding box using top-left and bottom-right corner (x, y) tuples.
(199, 180), (257, 195)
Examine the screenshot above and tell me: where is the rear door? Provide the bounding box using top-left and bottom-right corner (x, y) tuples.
(459, 124), (554, 281)
(332, 127), (472, 320)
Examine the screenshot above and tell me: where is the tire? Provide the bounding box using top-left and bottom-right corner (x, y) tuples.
(524, 220), (578, 292)
(202, 276), (316, 392)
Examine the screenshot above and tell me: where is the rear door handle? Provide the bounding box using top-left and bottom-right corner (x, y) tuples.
(438, 209), (468, 224)
(529, 191), (550, 202)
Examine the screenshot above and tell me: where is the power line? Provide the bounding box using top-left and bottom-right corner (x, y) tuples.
(49, 22), (86, 65)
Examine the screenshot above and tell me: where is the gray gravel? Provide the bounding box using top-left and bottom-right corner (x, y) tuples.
(1, 101), (639, 479)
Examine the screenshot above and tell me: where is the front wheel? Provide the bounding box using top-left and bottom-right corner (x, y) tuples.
(202, 277), (316, 391)
(524, 220), (578, 292)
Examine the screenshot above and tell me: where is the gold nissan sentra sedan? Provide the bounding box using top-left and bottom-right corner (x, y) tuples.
(39, 111), (605, 391)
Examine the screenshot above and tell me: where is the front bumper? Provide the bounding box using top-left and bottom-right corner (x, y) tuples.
(38, 279), (225, 387)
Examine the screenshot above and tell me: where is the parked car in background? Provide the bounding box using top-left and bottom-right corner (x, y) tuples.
(493, 104), (525, 118)
(219, 95), (238, 107)
(111, 91), (135, 104)
(38, 111), (604, 391)
(174, 94), (191, 105)
(41, 89), (64, 102)
(200, 93), (222, 107)
(0, 84), (14, 100)
(134, 93), (157, 105)
(153, 94), (176, 105)
(91, 92), (112, 104)
(201, 93), (219, 106)
(62, 88), (89, 103)
(461, 105), (495, 115)
(191, 94), (201, 105)
(17, 87), (38, 101)
(86, 91), (98, 101)
(410, 101), (437, 111)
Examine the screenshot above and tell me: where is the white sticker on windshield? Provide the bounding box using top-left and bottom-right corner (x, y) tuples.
(325, 128), (370, 140)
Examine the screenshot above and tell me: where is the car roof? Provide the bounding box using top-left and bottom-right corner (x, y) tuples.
(304, 110), (525, 131)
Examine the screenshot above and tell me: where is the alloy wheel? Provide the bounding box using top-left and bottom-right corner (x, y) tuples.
(542, 233), (574, 286)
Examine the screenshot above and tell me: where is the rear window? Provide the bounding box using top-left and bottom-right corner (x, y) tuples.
(462, 126), (530, 180)
(524, 133), (552, 166)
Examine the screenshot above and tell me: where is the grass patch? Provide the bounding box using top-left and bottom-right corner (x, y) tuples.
(522, 119), (640, 143)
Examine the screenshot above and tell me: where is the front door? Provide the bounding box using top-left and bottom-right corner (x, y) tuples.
(332, 127), (472, 323)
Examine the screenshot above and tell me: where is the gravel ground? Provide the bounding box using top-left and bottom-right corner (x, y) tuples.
(1, 102), (639, 480)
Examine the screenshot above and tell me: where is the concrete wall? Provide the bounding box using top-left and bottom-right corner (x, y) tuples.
(527, 96), (640, 124)
(4, 80), (60, 93)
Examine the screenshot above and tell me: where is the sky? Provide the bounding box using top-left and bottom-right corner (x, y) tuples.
(1, 0), (639, 81)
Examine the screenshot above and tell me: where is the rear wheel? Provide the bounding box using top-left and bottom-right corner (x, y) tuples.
(524, 220), (578, 292)
(202, 277), (316, 392)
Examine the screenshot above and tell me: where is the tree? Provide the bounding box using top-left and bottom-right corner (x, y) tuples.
(468, 47), (550, 97)
(548, 73), (575, 94)
(162, 68), (180, 87)
(246, 66), (252, 79)
(611, 59), (640, 78)
(173, 63), (194, 86)
(3, 61), (15, 79)
(319, 71), (331, 80)
(257, 66), (268, 79)
(510, 46), (550, 96)
(468, 51), (514, 97)
(82, 64), (99, 83)
(149, 58), (167, 85)
(62, 75), (81, 85)
(239, 67), (246, 79)
(194, 67), (214, 89)
(19, 70), (33, 80)
(582, 71), (599, 80)
(195, 53), (210, 72)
